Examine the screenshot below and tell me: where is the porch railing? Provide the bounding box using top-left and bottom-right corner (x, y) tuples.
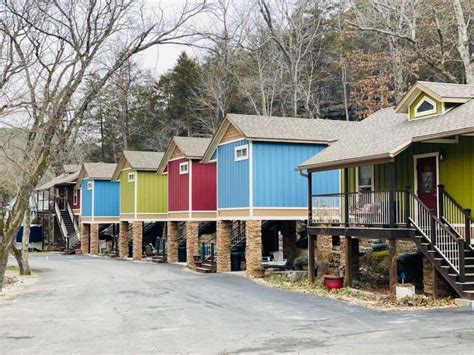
(311, 190), (408, 227)
(438, 185), (473, 245)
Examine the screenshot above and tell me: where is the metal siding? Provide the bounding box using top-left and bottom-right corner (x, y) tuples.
(81, 179), (92, 216)
(192, 160), (216, 211)
(137, 171), (168, 213)
(120, 170), (135, 214)
(93, 180), (120, 217)
(217, 139), (249, 208)
(253, 142), (339, 207)
(168, 158), (189, 211)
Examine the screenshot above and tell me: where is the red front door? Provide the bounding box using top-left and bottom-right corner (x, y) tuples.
(416, 156), (438, 212)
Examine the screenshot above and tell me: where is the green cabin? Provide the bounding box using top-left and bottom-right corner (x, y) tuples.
(112, 151), (167, 222)
(300, 81), (474, 300)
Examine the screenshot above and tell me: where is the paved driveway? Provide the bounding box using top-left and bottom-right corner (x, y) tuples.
(1, 255), (474, 354)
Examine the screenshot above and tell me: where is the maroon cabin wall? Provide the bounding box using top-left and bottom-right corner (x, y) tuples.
(191, 160), (216, 211)
(168, 158), (190, 211)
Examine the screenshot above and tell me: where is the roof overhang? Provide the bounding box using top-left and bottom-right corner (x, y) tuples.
(202, 116), (245, 163)
(158, 139), (179, 173)
(75, 164), (88, 188)
(111, 153), (128, 180)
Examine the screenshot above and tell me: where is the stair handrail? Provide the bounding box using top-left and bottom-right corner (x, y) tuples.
(200, 236), (216, 263)
(54, 200), (69, 239)
(231, 221), (246, 250)
(438, 185), (472, 244)
(408, 191), (465, 278)
(66, 200), (80, 238)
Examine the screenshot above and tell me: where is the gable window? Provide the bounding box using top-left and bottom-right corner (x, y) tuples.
(179, 162), (189, 175)
(87, 181), (93, 190)
(73, 189), (78, 205)
(234, 145), (248, 161)
(414, 96), (437, 118)
(357, 165), (373, 193)
(128, 172), (135, 182)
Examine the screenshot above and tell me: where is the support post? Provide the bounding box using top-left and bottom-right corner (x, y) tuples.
(245, 220), (263, 277)
(405, 186), (411, 228)
(438, 185), (445, 219)
(388, 163), (396, 228)
(343, 168), (349, 226)
(431, 215), (437, 247)
(465, 209), (471, 245)
(132, 221), (143, 261)
(119, 221), (129, 258)
(185, 221), (199, 269)
(216, 220), (231, 272)
(307, 171), (313, 224)
(345, 236), (353, 287)
(459, 239), (465, 283)
(308, 235), (315, 283)
(167, 221), (179, 263)
(90, 224), (99, 255)
(389, 238), (397, 296)
(432, 267), (439, 300)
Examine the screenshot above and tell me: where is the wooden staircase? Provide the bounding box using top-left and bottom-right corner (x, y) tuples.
(195, 236), (217, 273)
(56, 201), (80, 254)
(408, 188), (474, 300)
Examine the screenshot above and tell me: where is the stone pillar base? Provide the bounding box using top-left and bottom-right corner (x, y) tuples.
(132, 222), (143, 261)
(90, 224), (99, 255)
(167, 221), (179, 263)
(217, 220), (231, 272)
(80, 223), (90, 254)
(246, 220), (263, 278)
(119, 221), (130, 258)
(186, 221), (199, 268)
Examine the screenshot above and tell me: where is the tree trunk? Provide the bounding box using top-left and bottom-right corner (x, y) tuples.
(0, 247), (8, 292)
(451, 0), (473, 84)
(20, 207), (31, 275)
(10, 245), (25, 275)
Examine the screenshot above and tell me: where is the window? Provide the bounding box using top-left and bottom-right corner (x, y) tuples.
(414, 97), (437, 118)
(357, 165), (373, 192)
(234, 145), (248, 161)
(73, 189), (78, 205)
(128, 172), (135, 182)
(87, 181), (93, 190)
(179, 162), (189, 174)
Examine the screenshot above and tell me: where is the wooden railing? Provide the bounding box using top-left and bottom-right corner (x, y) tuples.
(438, 185), (473, 245)
(311, 190), (409, 227)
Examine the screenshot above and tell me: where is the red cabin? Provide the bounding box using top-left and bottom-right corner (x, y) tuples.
(158, 137), (216, 221)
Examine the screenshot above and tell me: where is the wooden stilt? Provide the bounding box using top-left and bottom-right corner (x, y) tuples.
(389, 238), (397, 296)
(308, 235), (315, 283)
(432, 267), (439, 300)
(345, 236), (353, 287)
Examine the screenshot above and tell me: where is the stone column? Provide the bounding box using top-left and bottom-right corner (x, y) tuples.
(217, 220), (232, 272)
(132, 222), (143, 261)
(119, 221), (130, 258)
(186, 221), (199, 268)
(315, 235), (332, 278)
(167, 221), (179, 263)
(90, 224), (99, 255)
(80, 223), (90, 254)
(246, 220), (263, 278)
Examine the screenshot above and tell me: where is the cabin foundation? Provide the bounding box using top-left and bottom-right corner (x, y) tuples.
(246, 220), (263, 277)
(90, 224), (99, 255)
(119, 221), (130, 258)
(186, 221), (199, 268)
(80, 223), (90, 254)
(217, 220), (232, 272)
(132, 222), (143, 261)
(167, 221), (179, 263)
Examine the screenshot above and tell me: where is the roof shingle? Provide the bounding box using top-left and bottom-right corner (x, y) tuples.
(123, 151), (164, 170)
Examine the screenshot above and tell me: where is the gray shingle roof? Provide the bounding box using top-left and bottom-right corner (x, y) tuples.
(174, 137), (212, 158)
(63, 164), (80, 174)
(83, 163), (117, 180)
(418, 81), (474, 99)
(123, 151), (164, 170)
(227, 113), (358, 143)
(36, 171), (79, 191)
(298, 99), (474, 171)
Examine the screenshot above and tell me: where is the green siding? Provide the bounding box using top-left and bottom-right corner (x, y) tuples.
(340, 168), (357, 193)
(409, 93), (443, 120)
(120, 170), (135, 213)
(137, 171), (167, 213)
(375, 136), (474, 210)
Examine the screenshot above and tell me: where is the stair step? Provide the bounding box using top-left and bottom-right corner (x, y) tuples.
(195, 267), (213, 274)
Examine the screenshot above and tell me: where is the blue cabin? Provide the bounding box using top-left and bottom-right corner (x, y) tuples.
(76, 163), (120, 224)
(202, 114), (357, 220)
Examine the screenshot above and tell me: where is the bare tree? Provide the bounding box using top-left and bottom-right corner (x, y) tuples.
(0, 0), (208, 291)
(10, 205), (31, 276)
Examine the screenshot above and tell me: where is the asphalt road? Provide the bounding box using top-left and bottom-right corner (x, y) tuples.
(1, 255), (474, 354)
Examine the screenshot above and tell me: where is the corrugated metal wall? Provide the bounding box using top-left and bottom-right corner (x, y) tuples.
(93, 180), (120, 217)
(137, 171), (167, 213)
(253, 142), (339, 207)
(120, 170), (135, 213)
(192, 161), (216, 211)
(217, 139), (249, 208)
(168, 158), (189, 211)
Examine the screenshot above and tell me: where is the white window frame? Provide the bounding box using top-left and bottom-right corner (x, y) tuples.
(179, 161), (189, 175)
(234, 144), (249, 161)
(73, 188), (78, 205)
(356, 165), (374, 192)
(413, 96), (437, 118)
(128, 172), (136, 182)
(87, 181), (93, 190)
